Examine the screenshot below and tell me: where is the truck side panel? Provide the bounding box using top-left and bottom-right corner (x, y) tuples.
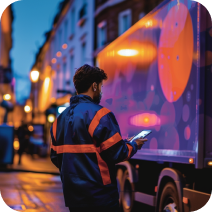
(97, 0), (206, 165)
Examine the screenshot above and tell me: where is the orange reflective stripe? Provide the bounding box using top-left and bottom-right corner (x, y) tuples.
(99, 132), (122, 152)
(51, 143), (111, 185)
(96, 151), (111, 185)
(124, 143), (133, 161)
(88, 107), (111, 137)
(51, 144), (96, 154)
(52, 118), (57, 141)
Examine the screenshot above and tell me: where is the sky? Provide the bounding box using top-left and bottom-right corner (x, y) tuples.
(10, 0), (63, 105)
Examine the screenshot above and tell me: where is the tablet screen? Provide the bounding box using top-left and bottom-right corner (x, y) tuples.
(130, 130), (152, 142)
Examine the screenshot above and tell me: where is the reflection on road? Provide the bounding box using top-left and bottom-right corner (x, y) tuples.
(0, 172), (69, 212)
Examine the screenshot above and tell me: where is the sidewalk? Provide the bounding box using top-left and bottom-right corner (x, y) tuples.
(7, 153), (59, 175)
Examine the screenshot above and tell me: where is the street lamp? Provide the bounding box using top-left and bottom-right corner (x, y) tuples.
(13, 139), (20, 151)
(3, 94), (11, 101)
(24, 105), (31, 113)
(30, 69), (39, 124)
(30, 70), (39, 82)
(47, 114), (55, 123)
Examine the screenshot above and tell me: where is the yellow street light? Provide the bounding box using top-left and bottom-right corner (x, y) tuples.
(30, 70), (39, 82)
(24, 105), (31, 113)
(48, 114), (55, 123)
(3, 94), (11, 101)
(13, 139), (20, 150)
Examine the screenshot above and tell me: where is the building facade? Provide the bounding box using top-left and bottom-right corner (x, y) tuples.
(30, 0), (95, 148)
(0, 5), (14, 125)
(31, 0), (95, 122)
(94, 0), (164, 57)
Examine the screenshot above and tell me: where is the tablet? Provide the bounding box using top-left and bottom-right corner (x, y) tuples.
(130, 130), (152, 142)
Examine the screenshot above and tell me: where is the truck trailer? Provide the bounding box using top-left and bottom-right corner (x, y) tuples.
(97, 0), (212, 211)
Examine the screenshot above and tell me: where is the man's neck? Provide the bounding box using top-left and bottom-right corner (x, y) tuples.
(79, 92), (93, 100)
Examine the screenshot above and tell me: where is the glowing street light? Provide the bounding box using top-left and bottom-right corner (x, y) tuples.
(30, 70), (39, 82)
(13, 139), (20, 150)
(48, 114), (56, 123)
(3, 94), (11, 101)
(24, 105), (31, 113)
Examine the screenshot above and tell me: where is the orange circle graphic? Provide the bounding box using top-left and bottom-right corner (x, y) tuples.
(158, 4), (193, 102)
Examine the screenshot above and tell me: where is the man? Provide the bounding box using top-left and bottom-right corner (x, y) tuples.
(17, 122), (30, 164)
(50, 64), (147, 212)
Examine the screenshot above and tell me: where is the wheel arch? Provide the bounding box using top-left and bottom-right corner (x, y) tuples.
(117, 161), (138, 183)
(156, 168), (184, 212)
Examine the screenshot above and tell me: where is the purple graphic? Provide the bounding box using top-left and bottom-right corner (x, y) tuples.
(182, 104), (190, 122)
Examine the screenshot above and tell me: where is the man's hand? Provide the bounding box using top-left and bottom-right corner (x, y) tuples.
(135, 138), (148, 149)
(127, 136), (135, 141)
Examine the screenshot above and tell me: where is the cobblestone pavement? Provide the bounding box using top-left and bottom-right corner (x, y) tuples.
(0, 172), (69, 212)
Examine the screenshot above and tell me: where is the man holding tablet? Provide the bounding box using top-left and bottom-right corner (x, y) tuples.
(50, 64), (148, 212)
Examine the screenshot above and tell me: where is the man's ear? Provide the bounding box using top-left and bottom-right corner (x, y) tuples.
(93, 82), (97, 91)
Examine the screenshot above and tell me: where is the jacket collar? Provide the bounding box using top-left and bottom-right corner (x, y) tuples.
(70, 94), (94, 109)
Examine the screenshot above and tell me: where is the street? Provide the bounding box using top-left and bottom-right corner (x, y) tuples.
(0, 153), (153, 212)
(0, 171), (155, 212)
(0, 172), (69, 212)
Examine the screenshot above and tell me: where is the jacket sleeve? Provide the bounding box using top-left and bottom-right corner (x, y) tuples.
(50, 126), (59, 169)
(92, 111), (138, 164)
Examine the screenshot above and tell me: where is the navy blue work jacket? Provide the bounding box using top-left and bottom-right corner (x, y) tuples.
(50, 94), (138, 208)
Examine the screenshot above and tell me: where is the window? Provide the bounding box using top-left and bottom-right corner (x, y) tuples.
(81, 43), (86, 65)
(79, 4), (87, 20)
(64, 20), (68, 43)
(97, 21), (107, 48)
(118, 9), (131, 35)
(71, 8), (75, 34)
(70, 55), (74, 85)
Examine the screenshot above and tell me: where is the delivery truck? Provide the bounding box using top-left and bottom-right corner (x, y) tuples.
(97, 0), (212, 211)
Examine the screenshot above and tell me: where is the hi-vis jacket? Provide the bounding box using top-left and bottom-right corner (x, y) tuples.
(50, 95), (138, 208)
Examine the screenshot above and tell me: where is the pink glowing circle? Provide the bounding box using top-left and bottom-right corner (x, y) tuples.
(154, 95), (160, 105)
(149, 138), (158, 149)
(159, 126), (179, 150)
(184, 125), (191, 140)
(182, 104), (189, 122)
(160, 101), (175, 125)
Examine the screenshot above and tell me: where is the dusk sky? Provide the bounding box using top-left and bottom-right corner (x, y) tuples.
(10, 0), (62, 105)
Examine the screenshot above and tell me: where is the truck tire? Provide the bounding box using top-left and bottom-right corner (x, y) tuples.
(117, 168), (124, 205)
(121, 170), (135, 212)
(158, 182), (180, 212)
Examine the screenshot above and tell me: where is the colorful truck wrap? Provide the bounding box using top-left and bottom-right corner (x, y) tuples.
(97, 0), (212, 168)
(97, 0), (212, 211)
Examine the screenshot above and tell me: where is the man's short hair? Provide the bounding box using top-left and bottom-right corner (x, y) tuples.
(73, 64), (107, 94)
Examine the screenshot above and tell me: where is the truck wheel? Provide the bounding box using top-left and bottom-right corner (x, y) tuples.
(117, 168), (124, 205)
(121, 170), (135, 212)
(159, 182), (180, 212)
